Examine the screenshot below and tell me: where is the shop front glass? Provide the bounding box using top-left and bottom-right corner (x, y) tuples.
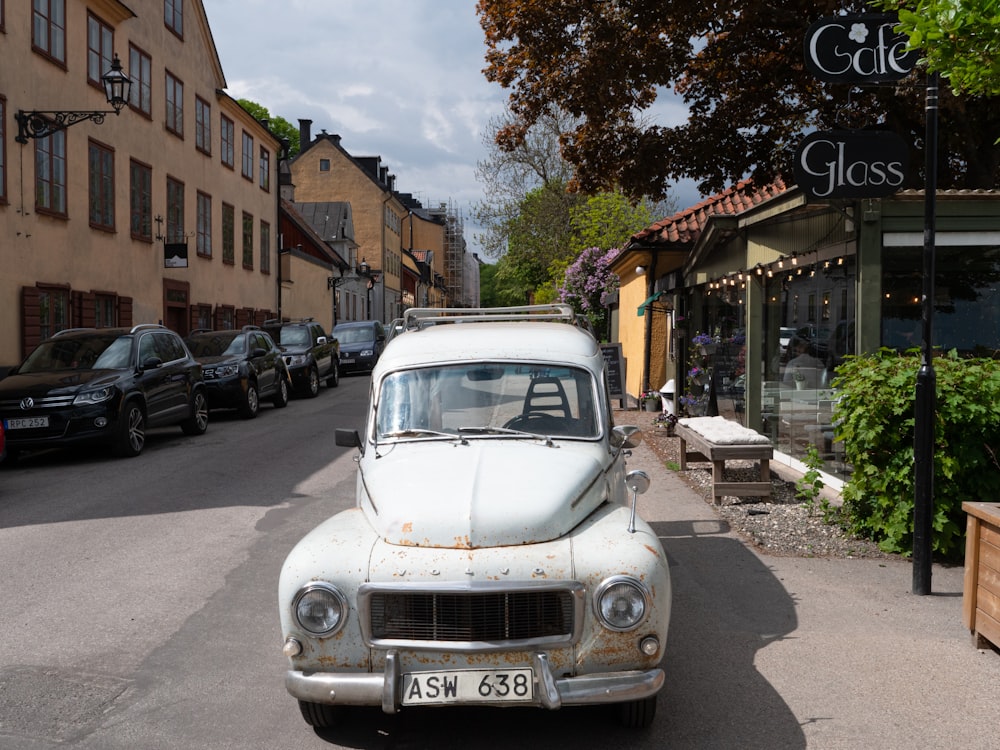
(761, 254), (857, 479)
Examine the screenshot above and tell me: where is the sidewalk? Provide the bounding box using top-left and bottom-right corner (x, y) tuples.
(626, 433), (1000, 749)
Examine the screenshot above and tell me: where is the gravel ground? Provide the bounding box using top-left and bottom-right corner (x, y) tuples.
(618, 408), (903, 560)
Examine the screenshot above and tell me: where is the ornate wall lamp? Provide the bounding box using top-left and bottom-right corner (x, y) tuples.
(15, 54), (131, 143)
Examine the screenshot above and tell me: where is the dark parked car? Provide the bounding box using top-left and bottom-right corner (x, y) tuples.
(0, 324), (208, 461)
(264, 319), (340, 397)
(331, 320), (386, 375)
(185, 326), (291, 418)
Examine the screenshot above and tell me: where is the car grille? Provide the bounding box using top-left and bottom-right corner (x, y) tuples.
(360, 583), (582, 650)
(0, 394), (75, 410)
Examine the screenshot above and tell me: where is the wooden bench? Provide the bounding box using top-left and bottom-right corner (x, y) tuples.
(676, 417), (774, 505)
(962, 501), (1000, 651)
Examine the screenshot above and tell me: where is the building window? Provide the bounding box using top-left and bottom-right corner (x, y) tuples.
(242, 211), (254, 269)
(319, 158), (330, 172)
(33, 0), (66, 65)
(88, 140), (114, 231)
(35, 131), (66, 216)
(220, 115), (234, 168)
(128, 44), (151, 116)
(195, 304), (212, 330)
(39, 286), (69, 339)
(0, 96), (6, 204)
(196, 191), (212, 257)
(165, 71), (183, 137)
(94, 294), (117, 328)
(166, 177), (184, 242)
(195, 96), (211, 154)
(222, 203), (235, 264)
(1, 1), (5, 33)
(129, 159), (152, 241)
(164, 0), (182, 38)
(241, 131), (253, 180)
(260, 220), (271, 274)
(87, 13), (113, 89)
(259, 146), (270, 191)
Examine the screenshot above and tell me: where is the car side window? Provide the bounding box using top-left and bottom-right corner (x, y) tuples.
(154, 332), (184, 363)
(138, 334), (157, 364)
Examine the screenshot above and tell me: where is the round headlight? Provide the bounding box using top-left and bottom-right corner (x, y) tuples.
(293, 583), (348, 636)
(594, 577), (649, 631)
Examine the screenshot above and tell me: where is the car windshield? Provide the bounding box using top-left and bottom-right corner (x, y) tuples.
(18, 334), (133, 372)
(376, 363), (600, 441)
(187, 334), (244, 357)
(334, 326), (372, 344)
(277, 328), (309, 345)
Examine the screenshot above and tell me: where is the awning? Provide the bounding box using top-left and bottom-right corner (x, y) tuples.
(637, 291), (666, 316)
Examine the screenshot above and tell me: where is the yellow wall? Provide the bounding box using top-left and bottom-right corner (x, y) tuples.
(0, 0), (279, 364)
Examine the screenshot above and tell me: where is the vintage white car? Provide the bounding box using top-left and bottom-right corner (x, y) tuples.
(278, 305), (671, 730)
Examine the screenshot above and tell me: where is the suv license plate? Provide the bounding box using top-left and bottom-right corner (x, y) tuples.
(5, 416), (49, 430)
(340, 357), (355, 364)
(401, 668), (534, 706)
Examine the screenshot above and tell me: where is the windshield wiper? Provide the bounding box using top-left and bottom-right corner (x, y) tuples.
(382, 428), (467, 444)
(458, 426), (554, 447)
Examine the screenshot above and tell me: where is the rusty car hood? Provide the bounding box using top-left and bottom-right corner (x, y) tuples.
(360, 440), (611, 548)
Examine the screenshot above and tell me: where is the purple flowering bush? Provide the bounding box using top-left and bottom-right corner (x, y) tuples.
(558, 246), (621, 339)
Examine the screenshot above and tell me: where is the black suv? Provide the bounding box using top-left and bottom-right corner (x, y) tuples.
(185, 326), (291, 418)
(0, 324), (208, 461)
(263, 319), (340, 397)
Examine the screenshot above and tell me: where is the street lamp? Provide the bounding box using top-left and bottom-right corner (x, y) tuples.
(356, 258), (381, 320)
(15, 54), (132, 143)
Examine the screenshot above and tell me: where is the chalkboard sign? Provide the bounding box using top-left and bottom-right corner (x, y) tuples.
(600, 343), (626, 407)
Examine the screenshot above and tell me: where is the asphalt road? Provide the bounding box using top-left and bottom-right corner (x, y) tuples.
(1, 379), (998, 749)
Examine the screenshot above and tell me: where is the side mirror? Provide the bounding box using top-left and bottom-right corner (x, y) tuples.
(251, 348), (267, 358)
(317, 336), (328, 346)
(625, 469), (651, 534)
(611, 425), (643, 450)
(335, 428), (362, 448)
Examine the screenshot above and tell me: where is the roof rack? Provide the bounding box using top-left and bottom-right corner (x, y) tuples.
(402, 305), (585, 333)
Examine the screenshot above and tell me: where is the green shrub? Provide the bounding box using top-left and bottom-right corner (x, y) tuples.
(832, 349), (1000, 559)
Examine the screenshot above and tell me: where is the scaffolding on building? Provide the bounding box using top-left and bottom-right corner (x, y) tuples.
(427, 200), (467, 307)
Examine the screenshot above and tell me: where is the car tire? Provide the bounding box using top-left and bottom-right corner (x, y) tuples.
(181, 390), (210, 435)
(326, 361), (340, 388)
(298, 701), (345, 729)
(304, 365), (320, 398)
(113, 401), (146, 457)
(272, 376), (290, 408)
(239, 381), (260, 419)
(617, 695), (657, 729)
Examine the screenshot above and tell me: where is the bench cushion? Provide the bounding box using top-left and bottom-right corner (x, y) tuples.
(678, 416), (772, 445)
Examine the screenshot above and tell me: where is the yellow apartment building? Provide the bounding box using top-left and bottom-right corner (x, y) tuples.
(0, 0), (280, 368)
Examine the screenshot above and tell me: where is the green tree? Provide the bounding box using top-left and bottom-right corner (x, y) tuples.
(875, 1), (1000, 97)
(478, 0), (1000, 200)
(237, 99), (300, 157)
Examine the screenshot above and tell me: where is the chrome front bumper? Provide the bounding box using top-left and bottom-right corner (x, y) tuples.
(286, 651), (664, 714)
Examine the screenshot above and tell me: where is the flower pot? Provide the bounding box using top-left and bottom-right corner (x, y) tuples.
(795, 379), (806, 391)
(699, 344), (717, 356)
(644, 400), (661, 412)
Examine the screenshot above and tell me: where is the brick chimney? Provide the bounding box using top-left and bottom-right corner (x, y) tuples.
(298, 118), (312, 147)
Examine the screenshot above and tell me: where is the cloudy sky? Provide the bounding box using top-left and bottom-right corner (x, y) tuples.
(202, 0), (700, 257)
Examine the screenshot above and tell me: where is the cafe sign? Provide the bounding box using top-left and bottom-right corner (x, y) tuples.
(793, 129), (909, 199)
(804, 13), (918, 83)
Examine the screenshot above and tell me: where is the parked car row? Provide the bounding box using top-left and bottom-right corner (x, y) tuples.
(0, 319), (352, 464)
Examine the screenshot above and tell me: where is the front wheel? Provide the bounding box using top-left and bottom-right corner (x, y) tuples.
(113, 401), (146, 457)
(617, 694), (657, 729)
(238, 381), (260, 419)
(298, 701), (345, 729)
(181, 390), (209, 435)
(303, 366), (320, 398)
(272, 376), (290, 408)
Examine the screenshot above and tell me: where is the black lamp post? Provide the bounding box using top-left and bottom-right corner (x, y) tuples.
(16, 54), (132, 143)
(357, 258), (381, 320)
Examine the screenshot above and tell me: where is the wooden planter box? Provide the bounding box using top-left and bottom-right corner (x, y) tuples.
(962, 501), (1000, 651)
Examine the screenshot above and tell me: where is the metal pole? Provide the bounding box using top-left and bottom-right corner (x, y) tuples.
(913, 71), (938, 595)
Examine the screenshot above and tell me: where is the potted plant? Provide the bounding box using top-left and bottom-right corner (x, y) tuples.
(639, 390), (662, 412)
(692, 332), (716, 355)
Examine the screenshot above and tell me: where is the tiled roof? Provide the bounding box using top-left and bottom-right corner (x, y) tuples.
(631, 178), (788, 246)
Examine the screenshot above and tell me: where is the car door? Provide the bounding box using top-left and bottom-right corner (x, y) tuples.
(136, 332), (175, 422)
(154, 332), (192, 420)
(310, 324), (332, 376)
(251, 332), (275, 393)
